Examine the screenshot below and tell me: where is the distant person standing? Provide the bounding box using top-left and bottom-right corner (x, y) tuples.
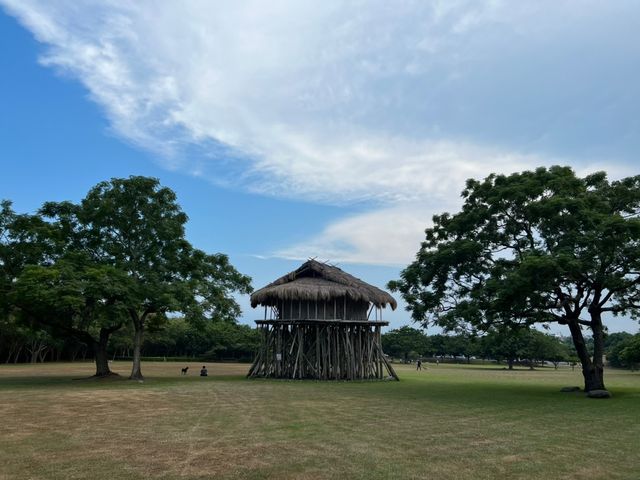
(416, 359), (422, 371)
(200, 365), (208, 376)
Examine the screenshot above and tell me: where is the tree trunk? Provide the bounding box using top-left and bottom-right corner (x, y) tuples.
(83, 324), (122, 377)
(13, 345), (22, 363)
(582, 361), (605, 391)
(93, 341), (111, 377)
(507, 358), (514, 370)
(29, 341), (39, 363)
(5, 342), (18, 363)
(28, 341), (46, 364)
(588, 310), (606, 391)
(567, 318), (605, 392)
(89, 325), (123, 376)
(129, 322), (145, 380)
(38, 347), (49, 363)
(92, 327), (116, 377)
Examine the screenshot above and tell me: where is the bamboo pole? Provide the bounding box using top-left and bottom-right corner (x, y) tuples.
(316, 325), (320, 377)
(248, 319), (397, 381)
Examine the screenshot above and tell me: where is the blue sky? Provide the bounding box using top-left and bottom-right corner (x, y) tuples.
(1, 1), (639, 333)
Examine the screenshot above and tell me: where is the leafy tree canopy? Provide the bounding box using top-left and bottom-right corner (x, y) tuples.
(390, 166), (640, 392)
(1, 200), (55, 315)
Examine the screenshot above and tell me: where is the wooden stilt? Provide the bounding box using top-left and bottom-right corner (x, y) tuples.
(247, 319), (398, 381)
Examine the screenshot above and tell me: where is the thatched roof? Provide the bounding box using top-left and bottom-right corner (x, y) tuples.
(250, 259), (397, 310)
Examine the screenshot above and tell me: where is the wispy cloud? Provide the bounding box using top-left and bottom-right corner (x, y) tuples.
(274, 206), (431, 266)
(3, 0), (638, 265)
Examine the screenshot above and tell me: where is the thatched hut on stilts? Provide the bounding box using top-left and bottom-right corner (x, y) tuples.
(247, 259), (399, 380)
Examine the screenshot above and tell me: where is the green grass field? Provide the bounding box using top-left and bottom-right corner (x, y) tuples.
(0, 361), (638, 480)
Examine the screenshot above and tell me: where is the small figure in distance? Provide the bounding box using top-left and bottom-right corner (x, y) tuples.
(416, 359), (422, 371)
(200, 365), (208, 377)
(181, 366), (189, 375)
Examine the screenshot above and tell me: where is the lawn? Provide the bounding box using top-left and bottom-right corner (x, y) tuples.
(0, 361), (638, 480)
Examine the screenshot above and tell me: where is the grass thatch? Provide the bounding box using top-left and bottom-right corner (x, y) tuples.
(250, 259), (397, 309)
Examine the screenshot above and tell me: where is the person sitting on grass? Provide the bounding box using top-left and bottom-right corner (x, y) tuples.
(200, 365), (208, 377)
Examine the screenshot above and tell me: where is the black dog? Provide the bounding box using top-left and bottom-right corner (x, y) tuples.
(181, 366), (189, 375)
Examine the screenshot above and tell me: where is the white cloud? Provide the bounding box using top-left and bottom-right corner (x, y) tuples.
(2, 0), (637, 265)
(247, 132), (543, 204)
(275, 206), (431, 266)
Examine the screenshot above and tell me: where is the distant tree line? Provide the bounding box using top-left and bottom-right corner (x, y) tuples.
(382, 326), (640, 370)
(0, 316), (260, 364)
(0, 177), (253, 377)
(111, 317), (259, 361)
(605, 332), (640, 369)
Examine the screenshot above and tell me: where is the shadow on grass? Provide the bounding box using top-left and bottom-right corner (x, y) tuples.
(320, 373), (640, 408)
(0, 373), (247, 391)
(436, 365), (562, 372)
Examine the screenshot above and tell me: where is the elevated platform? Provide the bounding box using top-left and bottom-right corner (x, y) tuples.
(248, 318), (398, 381)
(255, 318), (389, 326)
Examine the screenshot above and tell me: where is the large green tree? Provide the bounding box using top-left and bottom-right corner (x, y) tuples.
(42, 177), (252, 380)
(479, 327), (531, 370)
(479, 328), (568, 369)
(390, 166), (640, 392)
(528, 332), (570, 369)
(381, 326), (430, 362)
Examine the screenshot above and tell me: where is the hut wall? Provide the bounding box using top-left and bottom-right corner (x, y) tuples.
(277, 297), (369, 320)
